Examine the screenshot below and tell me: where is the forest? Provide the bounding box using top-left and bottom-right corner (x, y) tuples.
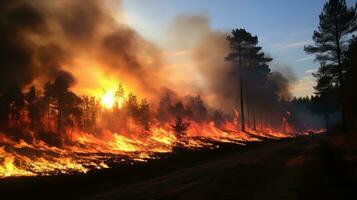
(0, 0), (357, 199)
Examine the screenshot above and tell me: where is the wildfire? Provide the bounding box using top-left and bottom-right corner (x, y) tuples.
(0, 116), (326, 178)
(0, 81), (325, 178)
(0, 0), (331, 181)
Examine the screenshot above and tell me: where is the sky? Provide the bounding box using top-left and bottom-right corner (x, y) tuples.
(121, 0), (356, 97)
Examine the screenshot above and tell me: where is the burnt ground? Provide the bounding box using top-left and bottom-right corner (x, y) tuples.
(1, 134), (357, 200)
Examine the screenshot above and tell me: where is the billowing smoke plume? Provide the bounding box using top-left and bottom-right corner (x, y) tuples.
(166, 14), (296, 112)
(269, 63), (297, 100)
(0, 0), (60, 91)
(190, 17), (238, 110)
(0, 0), (295, 118)
(0, 0), (165, 100)
(165, 14), (239, 111)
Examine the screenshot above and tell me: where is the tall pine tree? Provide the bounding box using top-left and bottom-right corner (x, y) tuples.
(226, 28), (272, 131)
(304, 0), (356, 133)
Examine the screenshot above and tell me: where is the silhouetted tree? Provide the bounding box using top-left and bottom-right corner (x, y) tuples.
(226, 29), (249, 131)
(44, 75), (82, 139)
(171, 116), (190, 143)
(137, 98), (150, 132)
(261, 74), (288, 128)
(115, 83), (125, 99)
(170, 101), (189, 118)
(226, 29), (272, 131)
(2, 86), (25, 127)
(243, 47), (272, 130)
(81, 96), (98, 132)
(344, 37), (357, 131)
(304, 0), (357, 133)
(25, 86), (41, 129)
(126, 93), (138, 114)
(186, 95), (207, 122)
(0, 95), (8, 127)
(157, 93), (173, 122)
(0, 92), (11, 127)
(213, 109), (226, 128)
(124, 93), (139, 130)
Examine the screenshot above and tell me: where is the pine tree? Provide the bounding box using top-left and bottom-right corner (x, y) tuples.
(226, 28), (272, 131)
(25, 86), (40, 129)
(305, 0), (356, 133)
(186, 95), (207, 122)
(344, 37), (357, 131)
(44, 74), (82, 139)
(171, 116), (190, 142)
(137, 98), (150, 132)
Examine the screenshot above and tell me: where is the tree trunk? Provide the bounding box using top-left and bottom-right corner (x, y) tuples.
(335, 22), (347, 134)
(240, 78), (245, 132)
(239, 58), (245, 132)
(338, 61), (347, 134)
(253, 108), (256, 131)
(71, 124), (74, 143)
(247, 102), (250, 129)
(57, 101), (62, 139)
(337, 56), (347, 134)
(47, 102), (50, 131)
(324, 112), (329, 133)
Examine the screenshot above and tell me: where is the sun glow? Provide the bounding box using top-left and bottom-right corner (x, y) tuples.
(101, 90), (116, 109)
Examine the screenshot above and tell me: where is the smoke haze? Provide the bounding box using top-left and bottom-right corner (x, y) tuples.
(0, 1), (294, 113)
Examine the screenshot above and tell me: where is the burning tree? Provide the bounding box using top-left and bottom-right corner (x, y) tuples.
(25, 86), (41, 129)
(213, 109), (226, 128)
(171, 116), (190, 144)
(1, 86), (25, 128)
(137, 99), (151, 133)
(0, 0), (332, 178)
(80, 96), (98, 133)
(43, 73), (82, 140)
(186, 95), (208, 122)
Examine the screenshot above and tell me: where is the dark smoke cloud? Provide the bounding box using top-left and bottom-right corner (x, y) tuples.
(56, 70), (76, 87)
(0, 0), (47, 91)
(0, 0), (83, 92)
(269, 63), (297, 100)
(102, 29), (141, 70)
(57, 0), (104, 43)
(0, 0), (295, 119)
(0, 0), (164, 99)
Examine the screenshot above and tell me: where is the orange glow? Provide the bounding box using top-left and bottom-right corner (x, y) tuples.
(101, 90), (116, 109)
(0, 119), (325, 178)
(0, 72), (326, 178)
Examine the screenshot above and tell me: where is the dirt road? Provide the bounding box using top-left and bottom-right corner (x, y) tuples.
(86, 135), (357, 200)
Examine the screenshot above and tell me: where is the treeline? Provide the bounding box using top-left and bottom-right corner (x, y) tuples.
(3, 1), (353, 146)
(0, 72), (154, 145)
(0, 72), (230, 146)
(0, 25), (301, 145)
